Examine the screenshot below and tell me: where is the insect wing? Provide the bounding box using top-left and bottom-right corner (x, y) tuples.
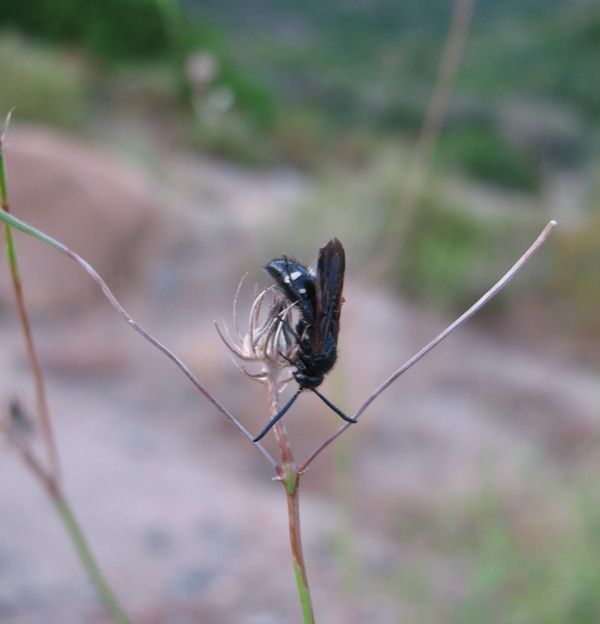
(314, 238), (345, 352)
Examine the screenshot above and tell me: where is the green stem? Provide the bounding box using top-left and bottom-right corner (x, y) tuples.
(0, 205), (67, 252)
(52, 493), (134, 624)
(12, 439), (134, 624)
(294, 558), (314, 624)
(284, 471), (315, 624)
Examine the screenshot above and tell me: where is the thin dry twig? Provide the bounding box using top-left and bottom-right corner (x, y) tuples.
(0, 206), (278, 470)
(300, 220), (557, 471)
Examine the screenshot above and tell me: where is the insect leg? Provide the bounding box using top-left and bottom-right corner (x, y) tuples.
(253, 387), (304, 442)
(310, 388), (357, 424)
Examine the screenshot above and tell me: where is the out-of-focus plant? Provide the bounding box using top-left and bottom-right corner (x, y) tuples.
(1, 0), (278, 133)
(437, 126), (541, 191)
(0, 32), (88, 129)
(0, 116), (133, 624)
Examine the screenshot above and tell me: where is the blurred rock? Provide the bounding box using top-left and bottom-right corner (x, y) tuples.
(0, 125), (168, 317)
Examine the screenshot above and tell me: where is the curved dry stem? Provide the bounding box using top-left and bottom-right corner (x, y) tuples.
(300, 220), (557, 471)
(0, 207), (278, 470)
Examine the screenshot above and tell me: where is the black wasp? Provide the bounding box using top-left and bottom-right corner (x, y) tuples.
(253, 238), (356, 442)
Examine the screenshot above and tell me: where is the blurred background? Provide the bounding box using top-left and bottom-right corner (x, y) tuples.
(0, 0), (599, 622)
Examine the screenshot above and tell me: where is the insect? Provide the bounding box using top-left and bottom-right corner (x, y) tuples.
(253, 238), (357, 442)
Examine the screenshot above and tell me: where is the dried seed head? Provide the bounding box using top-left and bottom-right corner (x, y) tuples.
(216, 280), (297, 385)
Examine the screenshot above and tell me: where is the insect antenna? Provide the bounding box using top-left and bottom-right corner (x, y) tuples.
(253, 387), (304, 442)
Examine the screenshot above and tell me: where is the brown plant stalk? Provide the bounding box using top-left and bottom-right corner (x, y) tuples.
(216, 286), (316, 622)
(0, 114), (60, 481)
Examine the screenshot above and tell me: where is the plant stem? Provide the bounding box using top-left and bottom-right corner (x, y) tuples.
(267, 377), (315, 624)
(1, 119), (132, 624)
(288, 479), (314, 624)
(53, 494), (134, 624)
(10, 437), (134, 624)
(0, 117), (60, 480)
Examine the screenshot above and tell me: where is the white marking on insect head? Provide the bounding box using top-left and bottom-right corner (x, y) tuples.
(284, 270), (302, 283)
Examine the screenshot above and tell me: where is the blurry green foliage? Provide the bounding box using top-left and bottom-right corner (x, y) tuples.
(193, 0), (599, 178)
(377, 97), (426, 133)
(1, 0), (169, 62)
(461, 5), (600, 119)
(396, 195), (514, 311)
(453, 487), (600, 624)
(271, 111), (325, 169)
(540, 10), (600, 117)
(193, 109), (275, 165)
(437, 126), (541, 191)
(387, 481), (600, 623)
(2, 0), (597, 185)
(389, 184), (558, 314)
(0, 32), (87, 128)
(1, 0), (278, 129)
(217, 63), (278, 129)
(553, 216), (600, 335)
